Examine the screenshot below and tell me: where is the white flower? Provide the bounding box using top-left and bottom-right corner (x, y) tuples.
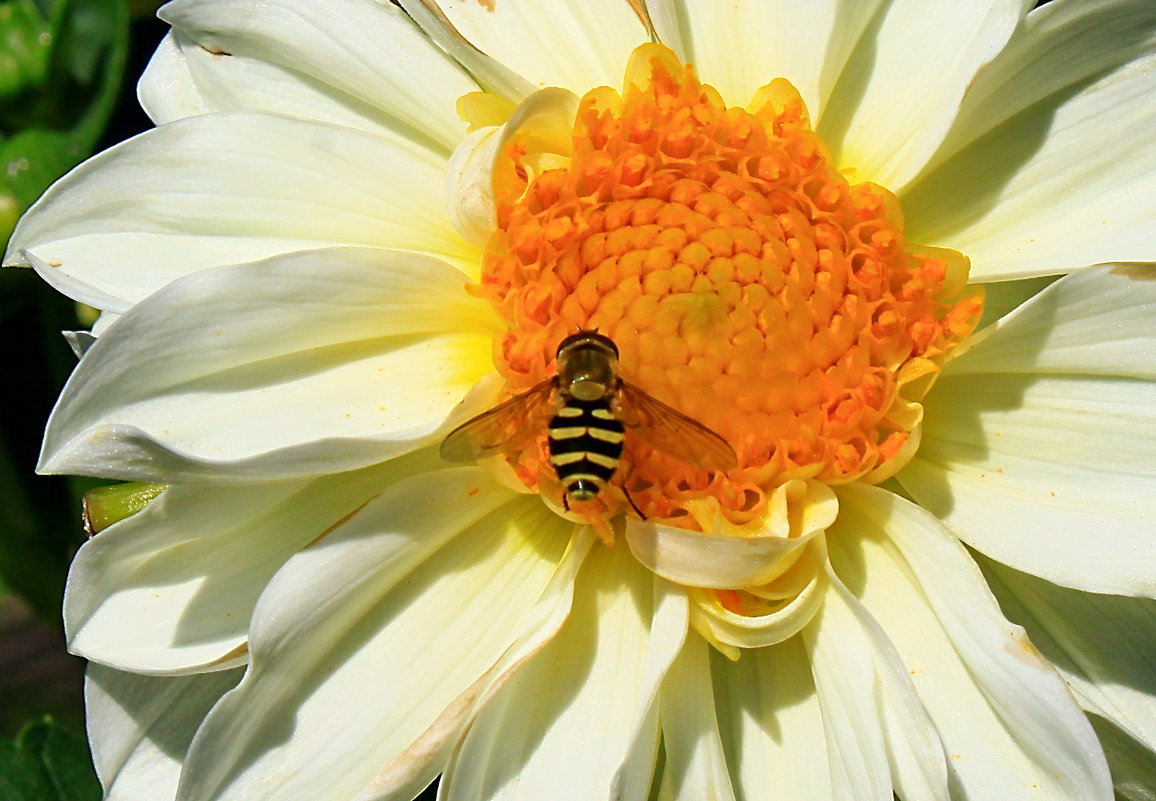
(6, 1), (1156, 800)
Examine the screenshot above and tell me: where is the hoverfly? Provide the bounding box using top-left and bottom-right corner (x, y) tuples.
(440, 331), (737, 514)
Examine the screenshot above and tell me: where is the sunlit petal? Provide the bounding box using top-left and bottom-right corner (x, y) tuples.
(832, 484), (1113, 801)
(657, 635), (737, 801)
(647, 0), (882, 117)
(178, 469), (571, 801)
(712, 637), (833, 801)
(4, 112), (477, 311)
(982, 558), (1156, 756)
(66, 454), (437, 673)
(804, 554), (949, 801)
(900, 267), (1156, 596)
(440, 543), (673, 801)
(146, 0), (477, 153)
(40, 248), (496, 482)
(819, 0), (1031, 190)
(904, 0), (1156, 279)
(86, 665), (243, 801)
(402, 0), (647, 95)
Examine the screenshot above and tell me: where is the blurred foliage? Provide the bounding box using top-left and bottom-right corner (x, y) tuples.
(0, 718), (101, 801)
(0, 0), (131, 621)
(0, 268), (100, 620)
(0, 0), (130, 244)
(0, 0), (143, 787)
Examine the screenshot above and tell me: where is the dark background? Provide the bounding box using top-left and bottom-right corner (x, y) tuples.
(0, 8), (167, 739)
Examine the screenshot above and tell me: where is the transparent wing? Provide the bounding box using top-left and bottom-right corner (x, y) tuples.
(439, 379), (557, 462)
(618, 382), (738, 472)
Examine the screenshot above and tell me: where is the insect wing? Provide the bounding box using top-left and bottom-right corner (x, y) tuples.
(617, 382), (738, 472)
(439, 379), (556, 462)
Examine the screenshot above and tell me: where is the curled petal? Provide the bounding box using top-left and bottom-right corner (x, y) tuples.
(689, 540), (826, 653)
(626, 479), (837, 589)
(445, 125), (503, 247)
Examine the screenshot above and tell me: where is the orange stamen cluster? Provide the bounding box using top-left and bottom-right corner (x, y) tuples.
(475, 52), (982, 526)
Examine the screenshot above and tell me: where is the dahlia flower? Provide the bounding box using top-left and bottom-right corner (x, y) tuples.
(6, 1), (1156, 800)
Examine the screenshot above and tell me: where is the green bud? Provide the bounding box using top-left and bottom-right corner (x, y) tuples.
(82, 482), (166, 534)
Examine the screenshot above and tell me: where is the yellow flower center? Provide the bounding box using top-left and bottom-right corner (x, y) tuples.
(472, 45), (982, 529)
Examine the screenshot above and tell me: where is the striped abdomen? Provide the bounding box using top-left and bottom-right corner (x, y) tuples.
(547, 397), (625, 503)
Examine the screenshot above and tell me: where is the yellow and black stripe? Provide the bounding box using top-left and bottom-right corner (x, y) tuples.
(548, 397), (625, 505)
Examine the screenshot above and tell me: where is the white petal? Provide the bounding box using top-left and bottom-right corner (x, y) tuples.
(141, 31), (436, 145)
(445, 125), (502, 248)
(63, 311), (119, 357)
(627, 522), (818, 590)
(831, 484), (1113, 801)
(86, 664), (243, 801)
(802, 586), (894, 801)
(951, 265), (1156, 380)
(402, 0), (648, 95)
(63, 330), (96, 358)
(902, 372), (1156, 597)
(819, 0), (1030, 190)
(648, 0), (884, 118)
(394, 1), (536, 102)
(441, 541), (671, 801)
(658, 635), (736, 801)
(903, 0), (1156, 279)
(39, 248), (496, 482)
(982, 557), (1156, 756)
(611, 578), (689, 801)
(178, 469), (571, 801)
(712, 637), (833, 801)
(973, 275), (1058, 331)
(425, 526), (595, 797)
(803, 552), (949, 801)
(3, 111), (478, 311)
(688, 543), (826, 651)
(136, 33), (211, 123)
(898, 268), (1156, 596)
(147, 0), (476, 153)
(66, 454), (436, 673)
(626, 479), (837, 590)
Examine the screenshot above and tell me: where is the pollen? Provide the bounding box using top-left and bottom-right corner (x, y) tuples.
(474, 44), (982, 527)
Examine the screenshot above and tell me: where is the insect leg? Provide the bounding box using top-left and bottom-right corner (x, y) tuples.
(622, 485), (646, 520)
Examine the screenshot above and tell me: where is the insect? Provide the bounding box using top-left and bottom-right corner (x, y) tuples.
(440, 331), (737, 514)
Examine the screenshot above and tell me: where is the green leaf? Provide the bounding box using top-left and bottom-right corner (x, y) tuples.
(0, 0), (129, 247)
(0, 129), (87, 207)
(0, 719), (101, 801)
(47, 0), (130, 148)
(0, 189), (18, 241)
(0, 1), (53, 100)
